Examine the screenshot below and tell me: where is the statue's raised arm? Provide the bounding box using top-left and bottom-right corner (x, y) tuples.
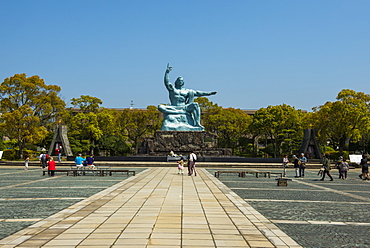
(164, 63), (173, 91)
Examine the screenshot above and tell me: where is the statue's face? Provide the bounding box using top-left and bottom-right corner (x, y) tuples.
(175, 77), (184, 88)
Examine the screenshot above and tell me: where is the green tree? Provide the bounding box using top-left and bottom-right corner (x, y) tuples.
(117, 106), (162, 154)
(0, 74), (65, 158)
(311, 89), (370, 155)
(63, 95), (116, 155)
(250, 104), (304, 158)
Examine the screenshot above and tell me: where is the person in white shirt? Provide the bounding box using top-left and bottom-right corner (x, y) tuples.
(188, 151), (197, 176)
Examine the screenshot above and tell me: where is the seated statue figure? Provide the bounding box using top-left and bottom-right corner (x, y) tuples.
(158, 64), (217, 131)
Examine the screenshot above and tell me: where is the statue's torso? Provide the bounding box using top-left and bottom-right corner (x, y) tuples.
(169, 88), (189, 106)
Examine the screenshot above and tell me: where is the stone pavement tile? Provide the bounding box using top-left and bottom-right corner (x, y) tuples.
(214, 239), (250, 247)
(182, 228), (211, 234)
(121, 227), (154, 233)
(84, 233), (120, 239)
(150, 233), (181, 239)
(62, 228), (95, 234)
(53, 233), (90, 240)
(14, 239), (49, 247)
(182, 239), (215, 246)
(43, 238), (82, 246)
(78, 238), (117, 246)
(114, 238), (149, 245)
(182, 233), (213, 240)
(118, 232), (150, 239)
(247, 240), (275, 248)
(147, 238), (181, 246)
(25, 233), (58, 240)
(89, 228), (122, 234)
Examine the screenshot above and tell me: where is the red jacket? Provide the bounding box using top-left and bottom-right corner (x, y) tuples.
(48, 160), (56, 170)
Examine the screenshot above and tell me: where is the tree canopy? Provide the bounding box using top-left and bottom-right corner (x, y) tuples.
(0, 74), (65, 158)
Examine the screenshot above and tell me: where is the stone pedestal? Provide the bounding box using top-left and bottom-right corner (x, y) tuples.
(139, 131), (232, 156)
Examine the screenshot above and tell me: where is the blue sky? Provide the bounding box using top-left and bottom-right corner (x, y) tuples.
(1, 0), (369, 111)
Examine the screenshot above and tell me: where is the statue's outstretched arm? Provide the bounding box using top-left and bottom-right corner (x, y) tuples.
(164, 64), (173, 91)
(194, 90), (217, 97)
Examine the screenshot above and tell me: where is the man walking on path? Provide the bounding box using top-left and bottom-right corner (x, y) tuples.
(320, 153), (333, 181)
(188, 151), (197, 176)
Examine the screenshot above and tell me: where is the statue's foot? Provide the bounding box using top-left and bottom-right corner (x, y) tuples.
(195, 123), (204, 129)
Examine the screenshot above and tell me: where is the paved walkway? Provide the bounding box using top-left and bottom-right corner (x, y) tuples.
(0, 168), (300, 248)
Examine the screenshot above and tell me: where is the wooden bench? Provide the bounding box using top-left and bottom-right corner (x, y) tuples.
(270, 172), (283, 178)
(42, 169), (73, 176)
(214, 170), (247, 178)
(214, 170), (272, 178)
(105, 170), (136, 176)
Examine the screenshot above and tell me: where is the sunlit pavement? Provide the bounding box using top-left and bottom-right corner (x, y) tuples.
(0, 166), (369, 247)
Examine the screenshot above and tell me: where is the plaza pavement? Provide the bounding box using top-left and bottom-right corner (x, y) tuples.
(0, 165), (369, 247)
(0, 166), (300, 248)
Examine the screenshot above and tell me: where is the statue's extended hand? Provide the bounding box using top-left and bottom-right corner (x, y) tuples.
(166, 63), (173, 73)
(210, 91), (217, 95)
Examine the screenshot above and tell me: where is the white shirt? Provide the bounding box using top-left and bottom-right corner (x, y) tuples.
(189, 153), (197, 162)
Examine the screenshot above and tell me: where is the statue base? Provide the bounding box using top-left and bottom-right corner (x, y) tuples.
(139, 131), (232, 157)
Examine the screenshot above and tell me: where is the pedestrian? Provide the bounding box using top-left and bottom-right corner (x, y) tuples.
(299, 153), (307, 177)
(336, 156), (343, 179)
(177, 157), (184, 174)
(39, 151), (49, 169)
(293, 155), (300, 178)
(24, 152), (30, 170)
(320, 153), (333, 181)
(188, 151), (197, 176)
(58, 146), (63, 162)
(282, 154), (289, 177)
(74, 154), (85, 167)
(86, 155), (95, 170)
(359, 154), (369, 180)
(338, 158), (349, 180)
(48, 157), (56, 177)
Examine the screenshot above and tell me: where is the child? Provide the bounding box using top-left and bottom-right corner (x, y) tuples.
(177, 157), (185, 174)
(48, 157), (56, 177)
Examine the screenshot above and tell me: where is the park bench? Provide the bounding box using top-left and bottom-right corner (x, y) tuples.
(104, 169), (136, 176)
(214, 170), (247, 178)
(42, 169), (73, 176)
(214, 170), (278, 178)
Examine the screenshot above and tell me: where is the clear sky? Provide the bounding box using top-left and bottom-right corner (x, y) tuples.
(1, 0), (369, 111)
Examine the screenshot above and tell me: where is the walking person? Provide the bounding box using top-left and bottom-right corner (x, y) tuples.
(338, 158), (349, 180)
(293, 155), (300, 178)
(39, 151), (49, 169)
(282, 154), (289, 177)
(188, 151), (197, 176)
(48, 157), (56, 177)
(24, 152), (30, 170)
(299, 153), (307, 177)
(359, 154), (369, 180)
(320, 153), (333, 181)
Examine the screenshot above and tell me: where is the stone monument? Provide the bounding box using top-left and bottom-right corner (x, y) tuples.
(138, 64), (231, 157)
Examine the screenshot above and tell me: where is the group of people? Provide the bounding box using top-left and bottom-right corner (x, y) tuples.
(286, 152), (369, 181)
(176, 151), (197, 176)
(292, 153), (307, 178)
(38, 151), (57, 176)
(74, 154), (95, 169)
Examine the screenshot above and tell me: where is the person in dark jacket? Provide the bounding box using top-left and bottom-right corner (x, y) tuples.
(320, 153), (333, 181)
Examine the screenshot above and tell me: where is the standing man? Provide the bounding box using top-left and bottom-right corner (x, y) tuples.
(39, 151), (49, 169)
(320, 153), (333, 181)
(299, 153), (307, 177)
(188, 151), (197, 176)
(360, 154), (369, 180)
(24, 152), (30, 170)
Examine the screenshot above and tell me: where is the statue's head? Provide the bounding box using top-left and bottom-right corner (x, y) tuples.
(175, 76), (184, 88)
